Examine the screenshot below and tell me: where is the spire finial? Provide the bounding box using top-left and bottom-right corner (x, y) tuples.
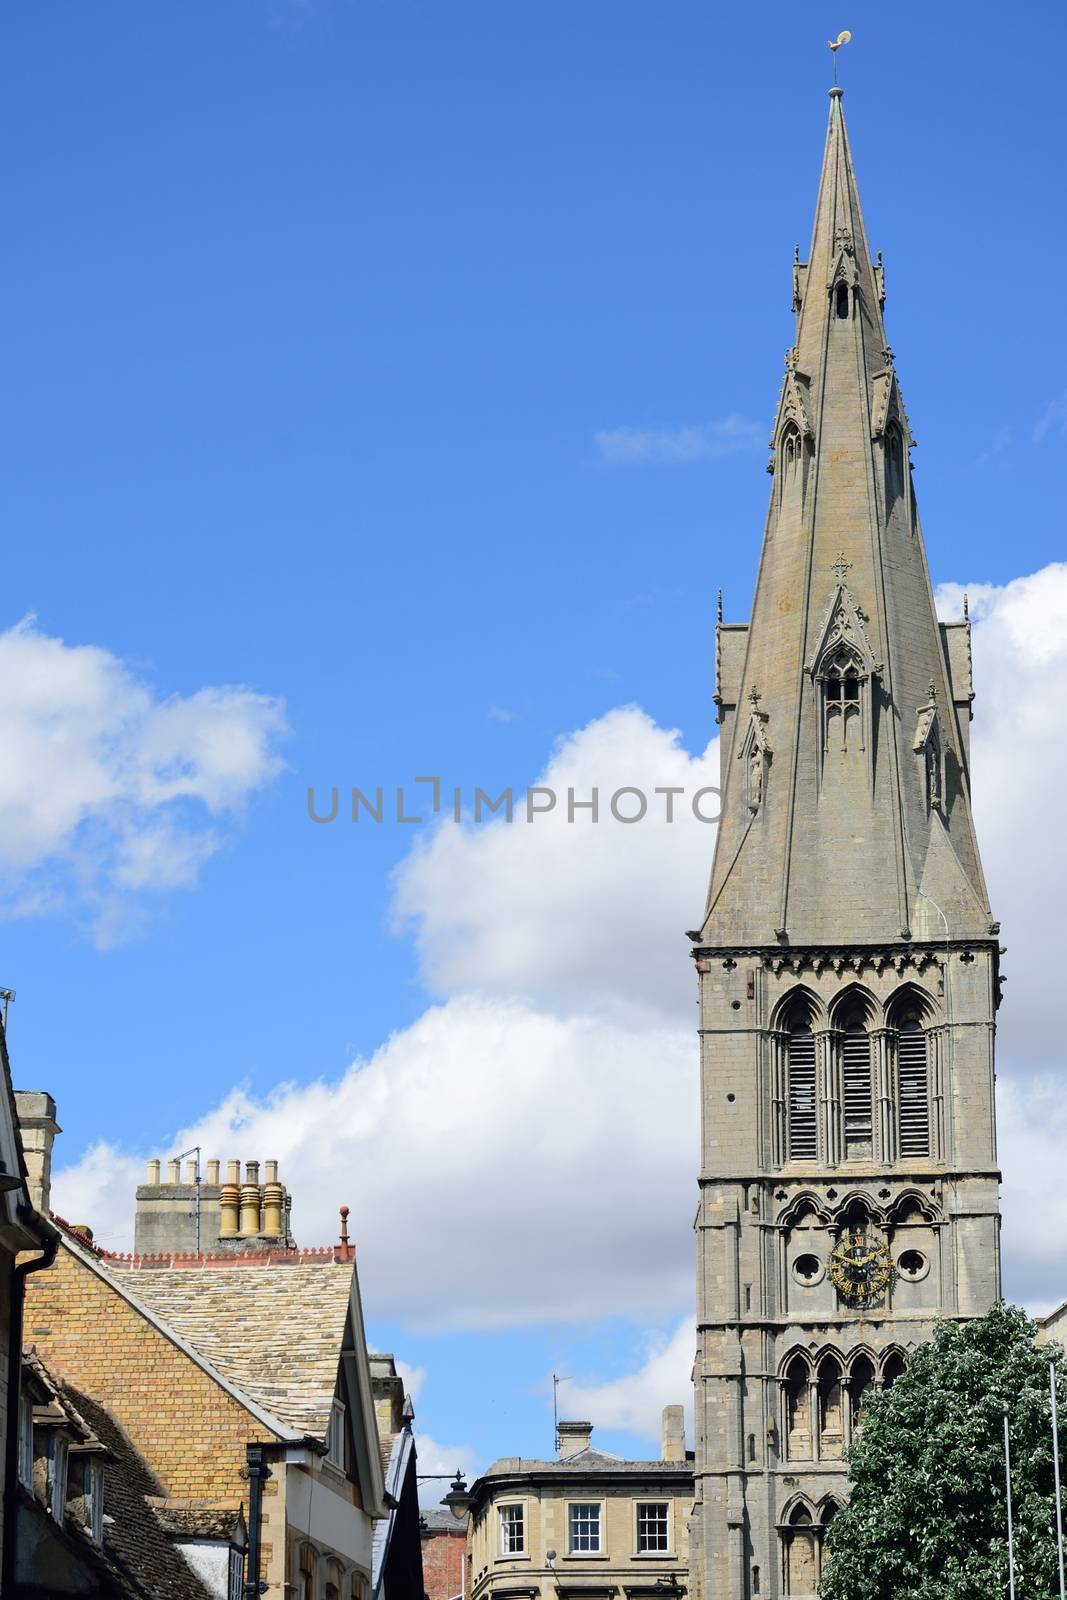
(963, 591), (970, 622)
(828, 29), (851, 89)
(716, 588), (723, 625)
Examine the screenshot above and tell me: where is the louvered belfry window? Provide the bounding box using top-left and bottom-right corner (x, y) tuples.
(787, 1026), (818, 1159)
(898, 1020), (930, 1157)
(842, 1025), (873, 1157)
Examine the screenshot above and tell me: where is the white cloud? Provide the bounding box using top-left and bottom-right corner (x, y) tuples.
(396, 1361), (427, 1403)
(595, 415), (762, 465)
(411, 1431), (477, 1508)
(936, 564), (1067, 1068)
(0, 617), (286, 943)
(53, 994), (697, 1328)
(555, 1317), (695, 1450)
(392, 706), (719, 1018)
(1035, 391), (1067, 442)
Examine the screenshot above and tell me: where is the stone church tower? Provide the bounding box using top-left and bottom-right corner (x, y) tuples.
(689, 89), (1002, 1600)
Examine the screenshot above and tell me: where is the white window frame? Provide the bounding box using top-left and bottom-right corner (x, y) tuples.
(227, 1545), (245, 1600)
(86, 1457), (105, 1544)
(635, 1500), (671, 1555)
(18, 1394), (34, 1489)
(46, 1433), (69, 1521)
(499, 1501), (525, 1556)
(567, 1501), (603, 1556)
(325, 1399), (346, 1471)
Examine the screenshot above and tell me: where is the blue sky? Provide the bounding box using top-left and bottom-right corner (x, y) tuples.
(4, 0), (1067, 1480)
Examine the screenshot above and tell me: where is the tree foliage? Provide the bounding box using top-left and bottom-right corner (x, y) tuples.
(821, 1302), (1067, 1600)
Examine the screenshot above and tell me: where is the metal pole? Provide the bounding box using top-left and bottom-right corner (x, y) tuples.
(1003, 1404), (1016, 1600)
(1052, 1359), (1066, 1600)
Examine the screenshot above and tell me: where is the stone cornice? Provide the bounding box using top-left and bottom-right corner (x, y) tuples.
(691, 938), (1000, 975)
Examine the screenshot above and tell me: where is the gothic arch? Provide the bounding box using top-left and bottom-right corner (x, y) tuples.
(828, 983), (878, 1030)
(844, 1342), (877, 1376)
(879, 1346), (908, 1384)
(777, 1346), (814, 1381)
(884, 982), (937, 1028)
(817, 1494), (844, 1527)
(778, 421), (803, 504)
(778, 1492), (818, 1527)
(778, 1191), (832, 1229)
(830, 1190), (886, 1229)
(887, 1188), (940, 1225)
(771, 984), (826, 1032)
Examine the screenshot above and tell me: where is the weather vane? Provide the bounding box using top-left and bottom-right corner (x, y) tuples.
(828, 29), (852, 87)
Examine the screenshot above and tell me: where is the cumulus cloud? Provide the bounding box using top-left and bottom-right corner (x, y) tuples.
(595, 415), (762, 465)
(53, 995), (697, 1328)
(392, 706), (719, 1018)
(555, 1318), (695, 1449)
(936, 565), (1067, 1069)
(0, 618), (286, 943)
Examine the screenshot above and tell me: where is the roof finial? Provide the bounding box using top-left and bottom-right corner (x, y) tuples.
(963, 591), (970, 622)
(716, 588), (723, 625)
(338, 1204), (352, 1261)
(828, 29), (851, 90)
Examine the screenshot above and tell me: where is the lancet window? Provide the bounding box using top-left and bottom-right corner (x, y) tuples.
(787, 1025), (818, 1161)
(897, 1019), (930, 1158)
(780, 1500), (840, 1595)
(841, 1018), (874, 1159)
(885, 422), (905, 513)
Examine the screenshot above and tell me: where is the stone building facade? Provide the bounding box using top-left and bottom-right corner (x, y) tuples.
(467, 1414), (693, 1600)
(688, 90), (1002, 1600)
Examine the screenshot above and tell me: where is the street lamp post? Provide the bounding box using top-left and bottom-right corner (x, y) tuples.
(1051, 1356), (1066, 1600)
(1003, 1403), (1016, 1600)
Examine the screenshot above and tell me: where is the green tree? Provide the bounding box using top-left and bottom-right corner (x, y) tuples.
(820, 1302), (1067, 1600)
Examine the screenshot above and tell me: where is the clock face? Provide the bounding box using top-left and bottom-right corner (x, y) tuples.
(829, 1231), (894, 1307)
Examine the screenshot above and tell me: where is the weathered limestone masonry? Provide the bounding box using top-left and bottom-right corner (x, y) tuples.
(689, 90), (1001, 1600)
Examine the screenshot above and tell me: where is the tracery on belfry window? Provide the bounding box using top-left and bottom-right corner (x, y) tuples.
(820, 643), (865, 756)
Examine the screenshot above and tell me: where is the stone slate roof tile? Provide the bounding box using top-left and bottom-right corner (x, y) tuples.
(109, 1260), (353, 1440)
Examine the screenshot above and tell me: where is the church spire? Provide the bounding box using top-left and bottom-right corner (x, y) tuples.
(702, 89), (993, 949)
